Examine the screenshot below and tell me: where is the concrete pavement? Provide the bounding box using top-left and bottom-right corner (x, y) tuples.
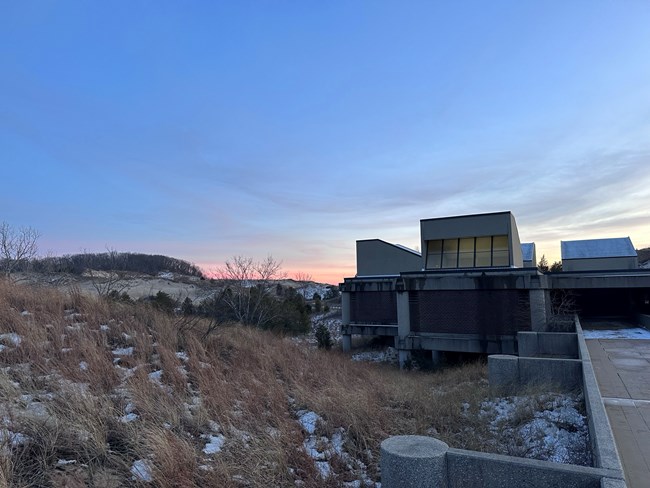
(587, 338), (650, 488)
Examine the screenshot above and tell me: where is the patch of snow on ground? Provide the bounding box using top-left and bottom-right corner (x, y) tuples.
(120, 413), (139, 423)
(296, 409), (378, 484)
(352, 348), (398, 364)
(112, 346), (134, 356)
(481, 393), (591, 466)
(131, 459), (153, 482)
(175, 351), (189, 361)
(0, 333), (22, 346)
(315, 461), (331, 478)
(148, 370), (163, 385)
(583, 328), (650, 339)
(56, 459), (77, 466)
(0, 430), (29, 447)
(202, 434), (225, 454)
(79, 361), (88, 371)
(297, 410), (320, 434)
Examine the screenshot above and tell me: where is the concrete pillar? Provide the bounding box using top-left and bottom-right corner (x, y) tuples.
(529, 289), (549, 332)
(431, 350), (442, 365)
(396, 288), (411, 338)
(488, 354), (519, 392)
(381, 435), (448, 488)
(396, 287), (411, 370)
(341, 291), (351, 325)
(342, 334), (352, 352)
(398, 350), (411, 369)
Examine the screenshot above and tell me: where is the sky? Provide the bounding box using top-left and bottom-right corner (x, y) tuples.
(2, 1), (650, 284)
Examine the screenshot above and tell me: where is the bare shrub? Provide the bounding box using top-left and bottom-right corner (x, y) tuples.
(0, 221), (40, 280)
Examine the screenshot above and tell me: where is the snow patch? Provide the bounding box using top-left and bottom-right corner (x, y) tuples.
(148, 370), (163, 385)
(120, 412), (139, 423)
(0, 333), (22, 346)
(131, 459), (153, 482)
(297, 410), (320, 434)
(112, 347), (134, 356)
(202, 434), (225, 454)
(480, 393), (591, 465)
(583, 328), (650, 339)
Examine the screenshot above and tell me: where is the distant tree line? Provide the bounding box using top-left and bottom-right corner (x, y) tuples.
(27, 252), (204, 277)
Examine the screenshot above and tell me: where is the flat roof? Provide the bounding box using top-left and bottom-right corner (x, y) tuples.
(561, 237), (637, 260)
(420, 210), (512, 223)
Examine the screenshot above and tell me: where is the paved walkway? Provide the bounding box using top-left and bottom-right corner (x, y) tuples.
(587, 338), (650, 488)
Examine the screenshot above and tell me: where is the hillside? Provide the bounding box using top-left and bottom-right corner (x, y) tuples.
(0, 281), (590, 486)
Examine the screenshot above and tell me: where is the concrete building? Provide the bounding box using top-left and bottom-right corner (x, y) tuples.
(561, 237), (638, 271)
(356, 239), (421, 276)
(420, 211), (523, 269)
(341, 211), (650, 365)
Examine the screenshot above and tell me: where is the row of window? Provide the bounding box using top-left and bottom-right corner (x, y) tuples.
(426, 235), (510, 269)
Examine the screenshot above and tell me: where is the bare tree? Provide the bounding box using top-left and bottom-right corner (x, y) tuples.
(215, 255), (285, 328)
(0, 222), (40, 280)
(293, 271), (312, 299)
(86, 247), (131, 297)
(548, 289), (578, 332)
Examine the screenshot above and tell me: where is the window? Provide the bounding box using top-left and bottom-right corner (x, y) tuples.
(492, 235), (509, 266)
(426, 240), (442, 269)
(458, 237), (475, 267)
(475, 236), (492, 267)
(442, 239), (459, 268)
(425, 235), (510, 269)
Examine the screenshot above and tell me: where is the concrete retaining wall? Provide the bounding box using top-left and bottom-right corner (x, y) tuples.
(518, 331), (578, 358)
(381, 435), (624, 488)
(488, 354), (582, 391)
(575, 317), (624, 473)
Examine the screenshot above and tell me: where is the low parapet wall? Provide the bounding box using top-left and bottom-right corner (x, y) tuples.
(518, 331), (578, 358)
(381, 435), (624, 488)
(488, 354), (582, 391)
(575, 317), (623, 473)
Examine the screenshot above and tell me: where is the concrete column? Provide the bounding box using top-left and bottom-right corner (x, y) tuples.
(342, 334), (352, 352)
(488, 354), (519, 392)
(381, 435), (448, 488)
(396, 288), (411, 369)
(529, 289), (549, 332)
(396, 289), (411, 338)
(341, 291), (351, 325)
(431, 350), (442, 365)
(398, 350), (411, 369)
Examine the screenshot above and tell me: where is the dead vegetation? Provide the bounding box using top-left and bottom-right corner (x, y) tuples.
(0, 280), (585, 487)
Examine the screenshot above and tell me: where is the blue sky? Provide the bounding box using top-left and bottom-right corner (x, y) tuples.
(2, 1), (650, 283)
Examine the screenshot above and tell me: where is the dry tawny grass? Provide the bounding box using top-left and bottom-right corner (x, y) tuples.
(0, 280), (491, 487)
